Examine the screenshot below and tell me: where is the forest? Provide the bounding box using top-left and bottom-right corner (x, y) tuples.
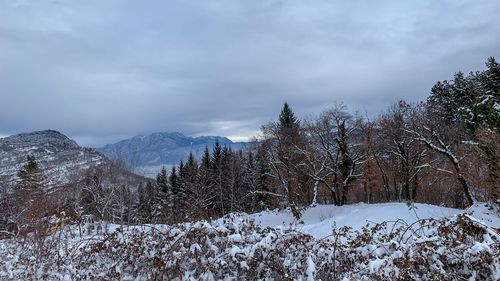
(133, 56), (499, 224)
(2, 57), (498, 234)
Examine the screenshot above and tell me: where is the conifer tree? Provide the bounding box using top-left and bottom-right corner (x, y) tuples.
(169, 166), (178, 194)
(155, 166), (171, 222)
(211, 141), (223, 169)
(156, 166), (168, 193)
(17, 155), (43, 190)
(201, 146), (211, 169)
(211, 141), (225, 214)
(137, 182), (154, 223)
(279, 102), (299, 129)
(186, 151), (198, 180)
(178, 161), (185, 179)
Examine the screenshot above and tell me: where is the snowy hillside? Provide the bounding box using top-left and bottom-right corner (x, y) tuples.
(245, 202), (500, 238)
(0, 130), (106, 188)
(0, 130), (147, 192)
(1, 202), (498, 280)
(246, 202), (462, 238)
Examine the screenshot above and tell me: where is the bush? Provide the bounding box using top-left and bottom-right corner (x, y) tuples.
(0, 214), (498, 280)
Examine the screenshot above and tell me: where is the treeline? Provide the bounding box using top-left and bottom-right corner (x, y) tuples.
(1, 57), (498, 232)
(126, 56), (498, 223)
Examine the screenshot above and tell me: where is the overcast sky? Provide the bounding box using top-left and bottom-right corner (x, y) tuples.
(1, 0), (499, 146)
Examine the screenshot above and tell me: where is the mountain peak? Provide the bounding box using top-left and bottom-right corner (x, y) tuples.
(0, 129), (79, 148)
(97, 131), (245, 169)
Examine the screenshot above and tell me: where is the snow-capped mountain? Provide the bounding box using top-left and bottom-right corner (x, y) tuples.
(0, 130), (145, 190)
(96, 132), (246, 169)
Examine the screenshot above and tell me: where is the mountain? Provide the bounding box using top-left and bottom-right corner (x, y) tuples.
(96, 132), (246, 175)
(0, 130), (145, 191)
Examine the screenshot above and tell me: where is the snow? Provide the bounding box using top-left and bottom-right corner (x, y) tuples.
(247, 202), (461, 238)
(0, 202), (498, 280)
(306, 255), (315, 281)
(466, 202), (500, 228)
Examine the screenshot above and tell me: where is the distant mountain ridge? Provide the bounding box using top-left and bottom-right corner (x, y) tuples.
(0, 130), (145, 191)
(96, 132), (246, 170)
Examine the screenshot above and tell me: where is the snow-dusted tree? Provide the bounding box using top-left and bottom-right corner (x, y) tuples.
(405, 104), (474, 207)
(79, 171), (116, 221)
(210, 141), (227, 215)
(426, 57), (500, 205)
(260, 102), (309, 218)
(169, 165), (186, 222)
(112, 184), (133, 224)
(154, 166), (172, 223)
(376, 101), (427, 202)
(240, 145), (275, 211)
(305, 104), (366, 206)
(360, 119), (383, 203)
(135, 182), (154, 223)
(189, 146), (216, 218)
(6, 155), (47, 236)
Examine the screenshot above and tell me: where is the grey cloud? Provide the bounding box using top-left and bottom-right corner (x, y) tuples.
(1, 0), (499, 146)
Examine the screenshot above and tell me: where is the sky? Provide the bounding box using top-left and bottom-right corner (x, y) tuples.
(1, 0), (499, 147)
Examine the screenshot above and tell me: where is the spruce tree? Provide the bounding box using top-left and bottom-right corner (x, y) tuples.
(155, 166), (171, 222)
(178, 161), (185, 179)
(186, 151), (198, 180)
(144, 181), (154, 219)
(211, 140), (222, 169)
(137, 182), (154, 223)
(485, 56), (500, 95)
(156, 166), (168, 193)
(169, 166), (178, 194)
(17, 155), (42, 190)
(211, 141), (224, 214)
(279, 102), (299, 129)
(201, 146), (211, 169)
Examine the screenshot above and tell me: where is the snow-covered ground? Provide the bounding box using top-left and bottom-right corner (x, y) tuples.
(246, 202), (467, 238)
(1, 202), (499, 280)
(247, 202), (500, 238)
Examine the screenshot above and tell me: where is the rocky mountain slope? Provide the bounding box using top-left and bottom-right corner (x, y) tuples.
(0, 130), (145, 191)
(96, 132), (246, 169)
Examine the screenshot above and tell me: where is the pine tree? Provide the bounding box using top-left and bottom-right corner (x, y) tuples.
(155, 166), (171, 222)
(17, 155), (42, 190)
(169, 166), (178, 194)
(211, 140), (222, 169)
(12, 155), (46, 234)
(186, 151), (198, 180)
(201, 146), (211, 169)
(137, 182), (153, 223)
(276, 102), (307, 214)
(484, 57), (500, 95)
(477, 57), (500, 131)
(211, 141), (224, 214)
(175, 161), (190, 222)
(194, 147), (214, 216)
(156, 166), (168, 193)
(15, 154), (44, 208)
(178, 161), (185, 179)
(279, 102), (299, 129)
(144, 181), (155, 220)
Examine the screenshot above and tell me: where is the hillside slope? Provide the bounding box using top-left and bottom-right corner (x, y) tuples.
(0, 130), (146, 191)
